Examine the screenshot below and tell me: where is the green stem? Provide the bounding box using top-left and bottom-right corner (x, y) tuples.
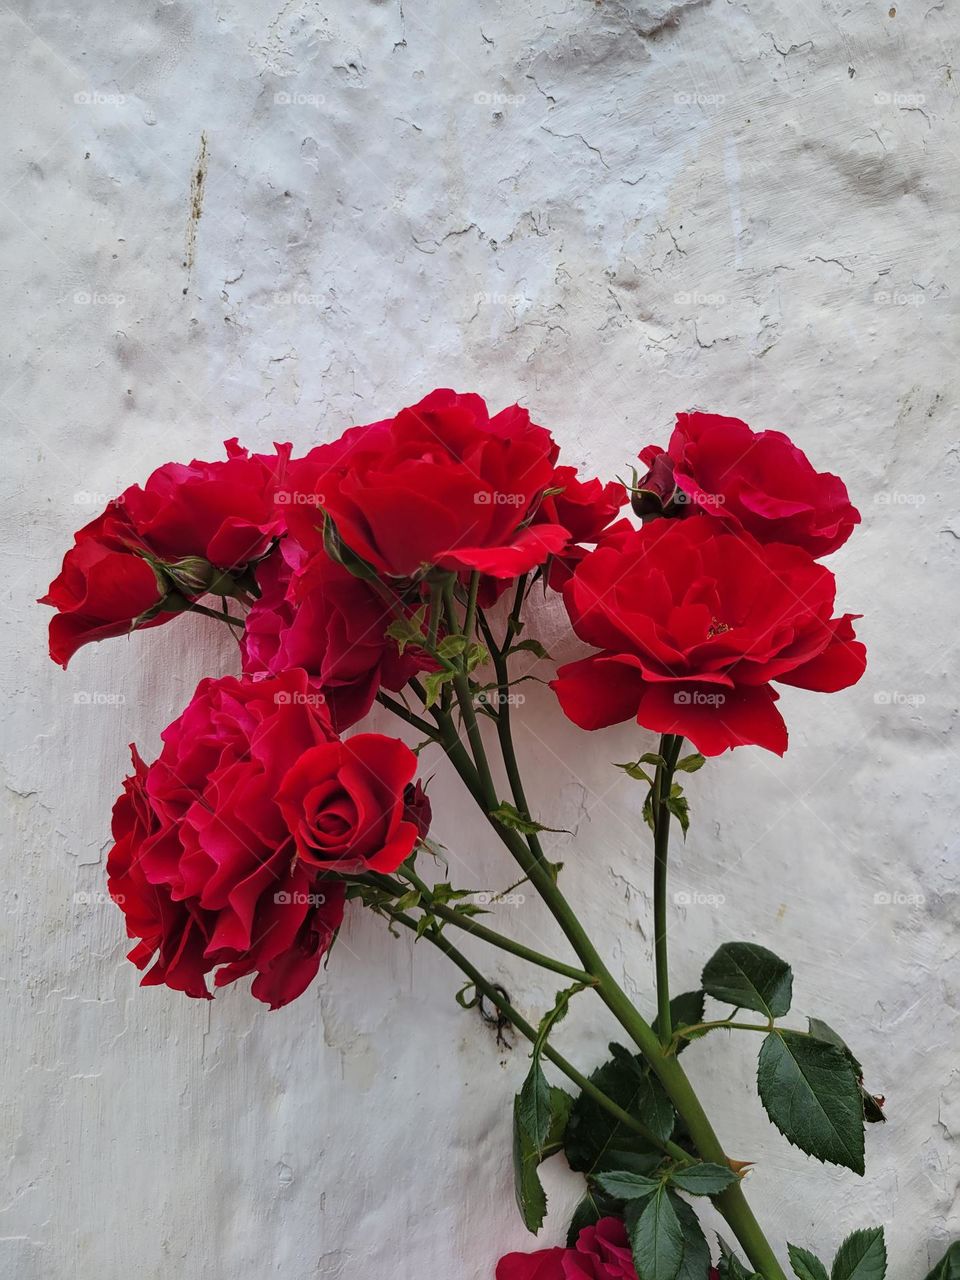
(375, 693), (437, 738)
(463, 571), (480, 640)
(652, 734), (683, 1045)
(186, 601), (244, 628)
(357, 869), (594, 984)
(383, 903), (691, 1164)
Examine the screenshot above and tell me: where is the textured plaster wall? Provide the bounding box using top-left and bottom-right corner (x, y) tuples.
(1, 0), (958, 1276)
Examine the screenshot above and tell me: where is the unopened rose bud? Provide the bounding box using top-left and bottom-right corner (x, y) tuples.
(163, 557), (243, 598)
(403, 780), (432, 840)
(631, 446), (681, 520)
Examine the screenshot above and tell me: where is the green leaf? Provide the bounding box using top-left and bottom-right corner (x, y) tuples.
(702, 942), (793, 1018)
(594, 1170), (661, 1201)
(653, 990), (707, 1054)
(422, 668), (455, 708)
(615, 761), (654, 785)
(717, 1237), (762, 1278)
(670, 1162), (739, 1196)
(674, 753), (706, 773)
(392, 888), (421, 912)
(506, 638), (552, 661)
(512, 1081), (572, 1233)
(566, 1189), (618, 1245)
(671, 1196), (711, 1280)
(665, 789), (690, 837)
(626, 1185), (684, 1280)
(788, 1243), (830, 1280)
(512, 1092), (547, 1232)
(831, 1228), (886, 1280)
(436, 634), (468, 659)
(757, 1032), (865, 1174)
(489, 801), (566, 835)
(924, 1243), (960, 1280)
(564, 1045), (676, 1174)
(808, 1018), (885, 1125)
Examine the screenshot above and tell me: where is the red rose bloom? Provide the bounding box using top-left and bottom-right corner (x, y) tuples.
(277, 733), (420, 874)
(551, 516), (866, 756)
(107, 670), (421, 1007)
(41, 440), (291, 667)
(40, 504), (175, 668)
(636, 412), (860, 556)
(496, 1217), (721, 1279)
(283, 389), (570, 579)
(117, 437), (291, 569)
(241, 538), (431, 731)
(537, 465), (629, 590)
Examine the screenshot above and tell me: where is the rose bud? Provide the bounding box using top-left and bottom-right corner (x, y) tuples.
(402, 780), (432, 841)
(631, 446), (681, 520)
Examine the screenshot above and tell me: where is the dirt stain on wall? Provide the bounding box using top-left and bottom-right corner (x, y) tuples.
(182, 131), (208, 292)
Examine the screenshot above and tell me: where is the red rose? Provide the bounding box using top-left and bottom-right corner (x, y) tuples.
(107, 670), (420, 1006)
(497, 1218), (720, 1279)
(40, 504), (176, 668)
(537, 465), (628, 590)
(241, 537), (432, 731)
(277, 733), (420, 874)
(551, 516), (866, 756)
(635, 412), (860, 556)
(41, 440), (291, 667)
(118, 437), (291, 568)
(283, 389), (570, 579)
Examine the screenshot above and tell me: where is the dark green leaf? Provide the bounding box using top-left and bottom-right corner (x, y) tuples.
(665, 791), (690, 837)
(566, 1189), (618, 1245)
(675, 753), (707, 774)
(702, 942), (793, 1018)
(626, 1186), (684, 1280)
(653, 990), (706, 1054)
(518, 1060), (553, 1154)
(392, 888), (421, 912)
(564, 1045), (676, 1174)
(594, 1170), (661, 1201)
(757, 1033), (865, 1174)
(671, 1195), (712, 1280)
(640, 753), (668, 767)
(717, 1237), (762, 1278)
(831, 1228), (886, 1280)
(923, 1242), (960, 1280)
(807, 1019), (885, 1125)
(512, 1092), (547, 1232)
(670, 1162), (739, 1196)
(788, 1244), (830, 1280)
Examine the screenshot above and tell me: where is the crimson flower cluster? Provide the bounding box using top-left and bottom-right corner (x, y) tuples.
(497, 1218), (720, 1280)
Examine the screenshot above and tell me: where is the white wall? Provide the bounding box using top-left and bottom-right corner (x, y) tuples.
(2, 0), (957, 1275)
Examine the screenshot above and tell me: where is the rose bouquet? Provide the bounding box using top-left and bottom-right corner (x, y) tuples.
(42, 391), (957, 1278)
